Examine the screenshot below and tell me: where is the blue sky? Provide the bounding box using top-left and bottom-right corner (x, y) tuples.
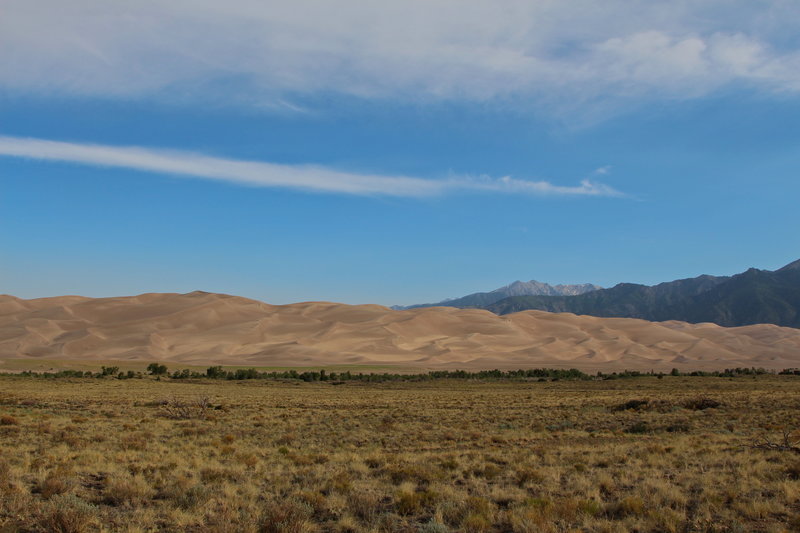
(2, 1), (799, 305)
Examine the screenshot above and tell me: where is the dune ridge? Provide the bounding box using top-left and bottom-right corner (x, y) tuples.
(1, 291), (799, 371)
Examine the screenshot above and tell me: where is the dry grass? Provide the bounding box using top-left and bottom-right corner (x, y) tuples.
(1, 375), (799, 531)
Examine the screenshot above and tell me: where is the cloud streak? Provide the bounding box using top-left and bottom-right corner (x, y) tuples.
(0, 136), (623, 198)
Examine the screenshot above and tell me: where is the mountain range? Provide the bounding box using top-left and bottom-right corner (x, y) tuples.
(395, 280), (601, 310)
(483, 259), (800, 328)
(396, 259), (800, 329)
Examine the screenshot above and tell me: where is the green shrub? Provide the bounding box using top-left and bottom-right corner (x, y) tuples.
(420, 519), (450, 533)
(39, 494), (98, 533)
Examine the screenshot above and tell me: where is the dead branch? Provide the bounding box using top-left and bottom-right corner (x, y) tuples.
(749, 429), (800, 454)
(159, 396), (212, 420)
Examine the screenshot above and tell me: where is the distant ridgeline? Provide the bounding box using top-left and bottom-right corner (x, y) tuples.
(407, 259), (800, 328)
(4, 366), (789, 382)
(394, 280), (602, 310)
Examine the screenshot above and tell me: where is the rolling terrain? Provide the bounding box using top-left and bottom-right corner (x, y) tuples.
(2, 291), (800, 371)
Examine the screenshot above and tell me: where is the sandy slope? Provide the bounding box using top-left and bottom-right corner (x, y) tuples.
(1, 291), (799, 371)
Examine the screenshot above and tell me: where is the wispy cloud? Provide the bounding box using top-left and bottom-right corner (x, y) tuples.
(1, 1), (799, 115)
(452, 175), (624, 197)
(0, 136), (623, 198)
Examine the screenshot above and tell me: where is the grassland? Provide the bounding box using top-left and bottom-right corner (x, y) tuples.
(1, 375), (799, 532)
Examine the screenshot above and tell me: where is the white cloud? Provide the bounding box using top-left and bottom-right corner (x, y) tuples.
(455, 176), (624, 197)
(0, 136), (623, 198)
(1, 1), (799, 112)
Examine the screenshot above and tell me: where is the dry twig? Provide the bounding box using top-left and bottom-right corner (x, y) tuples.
(749, 429), (800, 454)
(159, 396), (212, 420)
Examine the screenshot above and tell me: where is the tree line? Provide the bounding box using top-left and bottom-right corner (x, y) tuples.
(2, 365), (780, 381)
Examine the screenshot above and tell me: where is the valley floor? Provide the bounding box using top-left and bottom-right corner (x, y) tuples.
(1, 376), (799, 532)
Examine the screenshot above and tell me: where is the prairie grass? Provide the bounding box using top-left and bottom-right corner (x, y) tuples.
(0, 375), (799, 531)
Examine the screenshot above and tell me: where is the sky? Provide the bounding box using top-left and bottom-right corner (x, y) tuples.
(2, 1), (799, 306)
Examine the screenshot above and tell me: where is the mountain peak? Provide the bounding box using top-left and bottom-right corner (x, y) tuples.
(397, 279), (601, 309)
(491, 280), (601, 298)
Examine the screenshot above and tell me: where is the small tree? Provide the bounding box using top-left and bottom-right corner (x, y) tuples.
(147, 363), (168, 376)
(101, 366), (120, 376)
(206, 366), (224, 379)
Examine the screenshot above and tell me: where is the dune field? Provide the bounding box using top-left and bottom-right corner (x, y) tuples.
(2, 291), (800, 371)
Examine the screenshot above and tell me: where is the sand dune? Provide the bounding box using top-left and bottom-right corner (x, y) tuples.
(1, 291), (799, 371)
